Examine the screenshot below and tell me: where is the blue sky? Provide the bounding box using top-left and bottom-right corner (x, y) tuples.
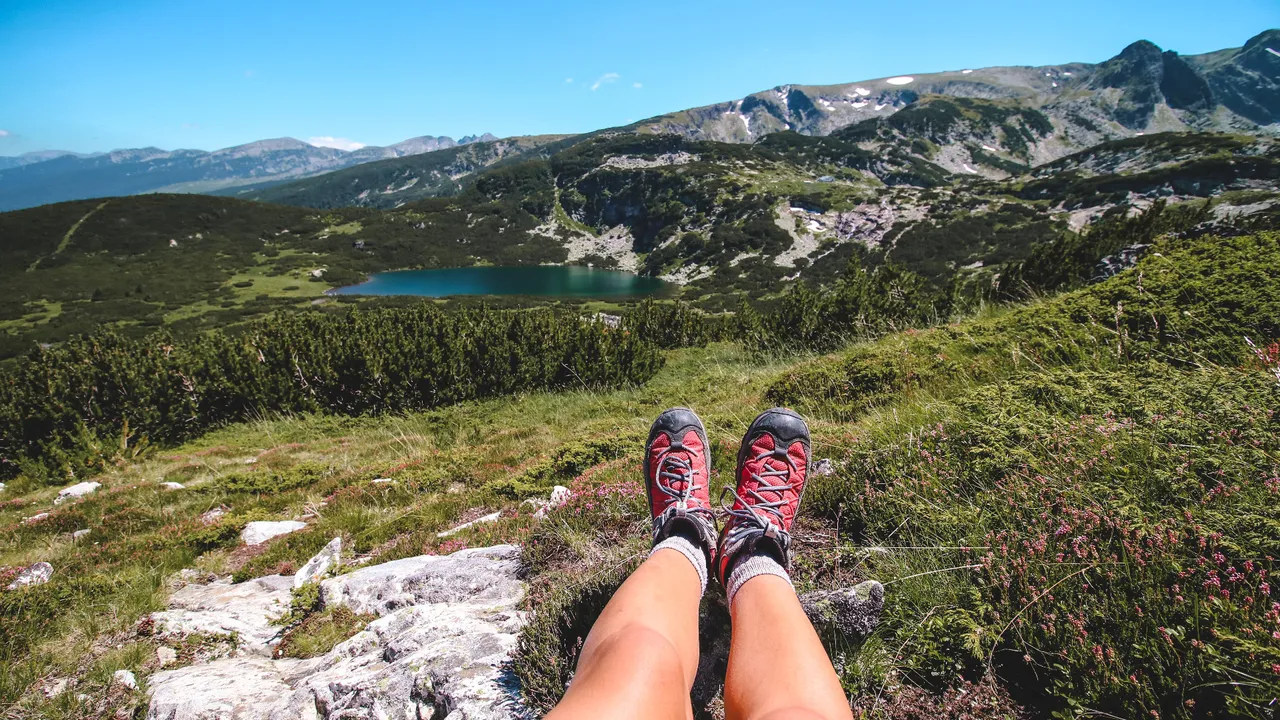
(0, 0), (1276, 155)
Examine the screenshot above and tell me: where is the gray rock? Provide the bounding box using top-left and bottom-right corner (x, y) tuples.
(114, 669), (138, 690)
(146, 545), (530, 720)
(147, 656), (310, 720)
(800, 580), (885, 638)
(43, 678), (69, 698)
(149, 575), (293, 656)
(293, 537), (341, 589)
(548, 485), (571, 508)
(322, 545), (524, 615)
(0, 482), (6, 492)
(161, 482), (186, 490)
(812, 458), (836, 477)
(241, 521), (307, 546)
(590, 312), (623, 329)
(156, 647), (178, 667)
(7, 561), (54, 590)
(21, 512), (49, 525)
(199, 506), (229, 525)
(533, 485), (571, 519)
(73, 529), (91, 540)
(55, 481), (101, 504)
(436, 511), (502, 538)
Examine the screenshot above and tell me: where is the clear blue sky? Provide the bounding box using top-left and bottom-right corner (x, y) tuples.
(0, 0), (1276, 155)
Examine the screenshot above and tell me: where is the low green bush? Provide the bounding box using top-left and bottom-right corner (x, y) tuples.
(0, 305), (663, 482)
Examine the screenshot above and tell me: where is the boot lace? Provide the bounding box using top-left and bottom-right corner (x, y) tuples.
(721, 447), (797, 535)
(654, 442), (705, 513)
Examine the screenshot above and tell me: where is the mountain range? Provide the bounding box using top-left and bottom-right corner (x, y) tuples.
(216, 30), (1280, 210)
(3, 32), (1277, 214)
(0, 133), (498, 212)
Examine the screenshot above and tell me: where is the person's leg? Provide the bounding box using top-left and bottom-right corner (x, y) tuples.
(546, 548), (701, 720)
(717, 408), (853, 720)
(724, 575), (852, 720)
(548, 407), (720, 720)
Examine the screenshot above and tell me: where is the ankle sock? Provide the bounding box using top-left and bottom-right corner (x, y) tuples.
(726, 551), (792, 606)
(652, 534), (709, 595)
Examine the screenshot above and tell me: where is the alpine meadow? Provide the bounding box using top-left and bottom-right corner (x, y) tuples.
(2, 15), (1280, 720)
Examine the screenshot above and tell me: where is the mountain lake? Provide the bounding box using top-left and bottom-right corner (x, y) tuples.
(329, 265), (672, 298)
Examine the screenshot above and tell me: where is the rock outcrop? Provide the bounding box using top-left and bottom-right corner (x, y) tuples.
(146, 545), (528, 720)
(55, 481), (101, 504)
(241, 521), (307, 546)
(6, 561), (53, 590)
(801, 580), (886, 638)
(293, 537), (341, 588)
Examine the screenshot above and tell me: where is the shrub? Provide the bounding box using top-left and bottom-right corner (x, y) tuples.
(0, 305), (664, 482)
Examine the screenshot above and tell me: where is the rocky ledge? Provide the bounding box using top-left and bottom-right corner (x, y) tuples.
(145, 545), (528, 720)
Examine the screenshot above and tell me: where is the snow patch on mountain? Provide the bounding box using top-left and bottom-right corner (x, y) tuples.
(886, 76), (914, 85)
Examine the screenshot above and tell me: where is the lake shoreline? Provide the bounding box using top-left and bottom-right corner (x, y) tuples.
(327, 265), (673, 299)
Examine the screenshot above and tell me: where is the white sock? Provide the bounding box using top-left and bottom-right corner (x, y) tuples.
(652, 535), (708, 595)
(726, 551), (792, 607)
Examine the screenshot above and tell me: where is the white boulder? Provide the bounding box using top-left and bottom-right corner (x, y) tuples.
(241, 521), (307, 546)
(160, 482), (185, 490)
(534, 485), (572, 519)
(146, 545), (529, 720)
(72, 529), (91, 540)
(148, 575), (293, 656)
(114, 669), (138, 690)
(55, 481), (101, 504)
(6, 561), (53, 590)
(293, 537), (341, 588)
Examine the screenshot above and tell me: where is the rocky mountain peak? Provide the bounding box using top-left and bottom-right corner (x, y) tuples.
(1242, 28), (1280, 52)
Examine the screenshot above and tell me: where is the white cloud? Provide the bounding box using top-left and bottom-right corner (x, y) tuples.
(590, 73), (620, 91)
(0, 129), (9, 137)
(244, 70), (256, 78)
(565, 77), (574, 84)
(632, 82), (643, 89)
(307, 136), (367, 151)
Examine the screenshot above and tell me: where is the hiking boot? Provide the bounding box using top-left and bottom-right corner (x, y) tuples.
(716, 407), (812, 585)
(644, 407), (717, 563)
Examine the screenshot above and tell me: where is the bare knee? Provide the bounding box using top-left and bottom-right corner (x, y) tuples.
(579, 621), (691, 683)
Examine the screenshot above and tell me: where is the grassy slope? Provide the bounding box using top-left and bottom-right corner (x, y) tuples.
(2, 232), (1279, 718)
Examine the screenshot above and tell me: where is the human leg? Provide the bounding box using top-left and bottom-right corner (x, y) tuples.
(724, 574), (852, 720)
(717, 408), (853, 720)
(546, 548), (702, 720)
(547, 408), (720, 720)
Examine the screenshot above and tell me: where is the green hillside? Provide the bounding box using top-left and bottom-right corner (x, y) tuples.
(2, 127), (1277, 363)
(1, 229), (1278, 718)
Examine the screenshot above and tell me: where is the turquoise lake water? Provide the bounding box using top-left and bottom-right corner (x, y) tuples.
(329, 266), (670, 298)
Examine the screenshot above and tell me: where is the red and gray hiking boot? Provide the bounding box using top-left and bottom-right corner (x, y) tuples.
(644, 407), (718, 564)
(716, 408), (812, 585)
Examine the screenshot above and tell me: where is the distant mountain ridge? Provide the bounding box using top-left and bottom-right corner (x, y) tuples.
(633, 30), (1280, 171)
(0, 133), (499, 212)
